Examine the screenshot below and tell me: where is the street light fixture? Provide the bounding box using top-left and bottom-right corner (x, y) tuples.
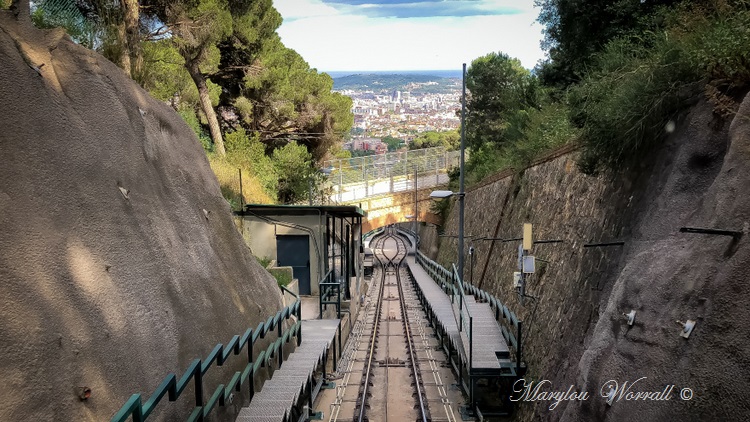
(429, 190), (459, 200)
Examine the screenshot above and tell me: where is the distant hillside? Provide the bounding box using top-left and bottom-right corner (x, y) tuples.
(332, 73), (459, 93)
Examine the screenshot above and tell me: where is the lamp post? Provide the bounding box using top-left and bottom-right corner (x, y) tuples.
(459, 63), (466, 281)
(413, 167), (418, 237)
(468, 245), (474, 285)
(430, 63), (467, 281)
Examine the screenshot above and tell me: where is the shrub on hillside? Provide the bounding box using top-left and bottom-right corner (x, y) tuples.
(209, 157), (275, 208)
(208, 128), (278, 207)
(463, 102), (577, 185)
(572, 4), (750, 174)
(678, 4), (750, 84)
(570, 35), (702, 173)
(178, 107), (213, 152)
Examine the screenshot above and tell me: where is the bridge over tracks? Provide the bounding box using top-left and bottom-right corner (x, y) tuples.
(325, 147), (461, 231)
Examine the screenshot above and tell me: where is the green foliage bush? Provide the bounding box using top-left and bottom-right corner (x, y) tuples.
(272, 141), (316, 204)
(224, 127), (278, 196)
(570, 35), (702, 173)
(256, 256), (272, 268)
(571, 4), (750, 173)
(409, 130), (460, 151)
(178, 107), (213, 152)
(464, 102), (577, 184)
(465, 52), (540, 152)
(381, 136), (405, 151)
(234, 96), (254, 125)
(268, 268), (293, 287)
(675, 4), (750, 83)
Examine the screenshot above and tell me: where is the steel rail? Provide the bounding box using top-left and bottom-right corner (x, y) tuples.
(355, 227), (429, 422)
(393, 232), (429, 422)
(356, 230), (389, 422)
(382, 229), (393, 421)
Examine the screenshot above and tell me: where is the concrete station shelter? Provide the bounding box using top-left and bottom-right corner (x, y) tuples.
(238, 204), (367, 299)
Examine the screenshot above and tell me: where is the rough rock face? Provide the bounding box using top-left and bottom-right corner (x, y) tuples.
(426, 92), (750, 420)
(0, 13), (282, 421)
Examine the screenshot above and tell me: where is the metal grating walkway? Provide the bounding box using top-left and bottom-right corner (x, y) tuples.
(237, 319), (340, 422)
(405, 256), (510, 374)
(405, 257), (464, 359)
(462, 297), (511, 374)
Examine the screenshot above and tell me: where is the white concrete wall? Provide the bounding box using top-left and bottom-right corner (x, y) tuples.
(242, 215), (325, 295)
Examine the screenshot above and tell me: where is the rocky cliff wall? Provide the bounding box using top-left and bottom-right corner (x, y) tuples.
(425, 93), (750, 420)
(0, 14), (282, 421)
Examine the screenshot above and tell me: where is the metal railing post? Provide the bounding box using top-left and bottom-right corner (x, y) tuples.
(277, 321), (283, 368)
(469, 315), (474, 411)
(339, 162), (343, 202)
(297, 303), (302, 346)
(319, 273), (324, 320)
(516, 321), (523, 375)
(248, 333), (255, 401)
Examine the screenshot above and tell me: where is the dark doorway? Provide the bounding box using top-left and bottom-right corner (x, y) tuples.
(276, 235), (311, 295)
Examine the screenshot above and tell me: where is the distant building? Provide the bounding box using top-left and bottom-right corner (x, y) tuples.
(351, 137), (385, 151)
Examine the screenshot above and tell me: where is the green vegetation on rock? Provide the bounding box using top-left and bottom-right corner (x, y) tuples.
(570, 1), (750, 173)
(268, 268), (293, 287)
(456, 0), (750, 185)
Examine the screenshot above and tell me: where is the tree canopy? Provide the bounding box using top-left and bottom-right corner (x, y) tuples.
(243, 36), (353, 160)
(534, 0), (683, 88)
(409, 131), (459, 151)
(465, 52), (540, 152)
(381, 136), (404, 151)
(21, 0), (353, 204)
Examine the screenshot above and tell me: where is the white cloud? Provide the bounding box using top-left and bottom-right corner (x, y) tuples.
(274, 0), (546, 71)
(275, 0), (341, 21)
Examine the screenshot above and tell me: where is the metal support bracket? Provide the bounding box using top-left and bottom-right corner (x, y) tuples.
(583, 241), (625, 248)
(678, 319), (696, 338)
(624, 310), (636, 326)
(680, 227), (743, 239)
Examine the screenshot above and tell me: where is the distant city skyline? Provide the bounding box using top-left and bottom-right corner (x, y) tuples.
(325, 70), (463, 79)
(274, 0), (547, 72)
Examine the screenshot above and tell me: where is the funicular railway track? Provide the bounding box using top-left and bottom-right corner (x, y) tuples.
(354, 227), (428, 422)
(322, 226), (460, 422)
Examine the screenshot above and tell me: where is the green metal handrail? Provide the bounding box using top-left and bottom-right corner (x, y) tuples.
(395, 227), (422, 256)
(111, 292), (302, 422)
(319, 270), (341, 319)
(452, 263), (472, 330)
(363, 227), (384, 242)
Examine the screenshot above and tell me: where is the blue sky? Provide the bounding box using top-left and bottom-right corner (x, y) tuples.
(274, 0), (546, 72)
